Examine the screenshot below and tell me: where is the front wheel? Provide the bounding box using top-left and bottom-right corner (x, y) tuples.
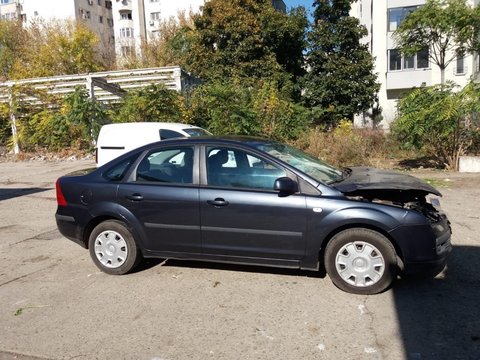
(324, 228), (397, 295)
(88, 220), (142, 275)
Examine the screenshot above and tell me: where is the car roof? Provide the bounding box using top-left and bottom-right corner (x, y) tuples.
(144, 135), (279, 148)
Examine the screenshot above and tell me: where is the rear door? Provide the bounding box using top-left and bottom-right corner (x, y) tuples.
(117, 145), (201, 253)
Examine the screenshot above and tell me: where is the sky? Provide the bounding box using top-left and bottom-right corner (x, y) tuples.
(284, 0), (315, 12)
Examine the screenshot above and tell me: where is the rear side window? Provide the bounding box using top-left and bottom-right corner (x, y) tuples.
(160, 129), (185, 140)
(103, 154), (138, 181)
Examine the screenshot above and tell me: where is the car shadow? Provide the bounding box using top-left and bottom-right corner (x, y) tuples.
(393, 245), (480, 359)
(0, 187), (51, 201)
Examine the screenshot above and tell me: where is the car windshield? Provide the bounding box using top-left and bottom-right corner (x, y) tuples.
(183, 128), (212, 137)
(251, 141), (343, 184)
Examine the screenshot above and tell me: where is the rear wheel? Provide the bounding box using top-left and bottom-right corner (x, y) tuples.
(324, 228), (397, 295)
(88, 220), (142, 275)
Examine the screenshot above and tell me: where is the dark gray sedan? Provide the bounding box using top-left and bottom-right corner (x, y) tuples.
(55, 137), (451, 294)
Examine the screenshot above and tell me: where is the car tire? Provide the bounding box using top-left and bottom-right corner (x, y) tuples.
(324, 228), (397, 295)
(88, 220), (142, 275)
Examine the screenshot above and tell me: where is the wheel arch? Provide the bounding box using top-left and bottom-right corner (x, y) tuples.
(317, 223), (405, 273)
(82, 204), (147, 252)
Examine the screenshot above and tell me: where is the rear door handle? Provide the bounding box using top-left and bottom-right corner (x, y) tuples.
(207, 198), (229, 207)
(126, 193), (144, 201)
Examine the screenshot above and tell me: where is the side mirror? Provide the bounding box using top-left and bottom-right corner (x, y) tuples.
(274, 177), (298, 195)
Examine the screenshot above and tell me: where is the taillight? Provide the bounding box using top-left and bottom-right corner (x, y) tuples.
(56, 179), (68, 206)
(95, 148), (98, 164)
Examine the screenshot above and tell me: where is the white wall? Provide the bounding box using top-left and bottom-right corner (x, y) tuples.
(144, 0), (204, 40)
(352, 0), (477, 129)
(21, 0), (76, 21)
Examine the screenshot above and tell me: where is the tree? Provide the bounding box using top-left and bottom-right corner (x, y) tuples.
(189, 78), (309, 141)
(0, 20), (30, 80)
(113, 84), (189, 124)
(302, 0), (379, 127)
(11, 20), (106, 79)
(120, 11), (195, 69)
(392, 82), (480, 169)
(185, 0), (307, 86)
(394, 0), (480, 85)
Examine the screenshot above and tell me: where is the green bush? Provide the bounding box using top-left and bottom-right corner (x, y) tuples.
(112, 84), (190, 124)
(392, 82), (480, 169)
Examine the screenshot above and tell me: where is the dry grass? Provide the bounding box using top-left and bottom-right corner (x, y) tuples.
(293, 124), (415, 169)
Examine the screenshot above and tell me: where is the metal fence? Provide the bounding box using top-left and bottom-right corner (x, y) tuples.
(0, 66), (200, 153)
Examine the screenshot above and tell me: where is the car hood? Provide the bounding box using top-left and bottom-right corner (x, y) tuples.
(333, 167), (442, 197)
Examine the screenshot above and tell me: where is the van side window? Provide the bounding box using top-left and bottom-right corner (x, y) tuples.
(159, 129), (184, 140)
(136, 147), (194, 184)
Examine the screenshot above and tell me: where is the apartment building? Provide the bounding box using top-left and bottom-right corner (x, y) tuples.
(1, 0), (286, 64)
(113, 0), (286, 60)
(0, 0), (115, 59)
(351, 0), (480, 128)
(112, 0), (205, 57)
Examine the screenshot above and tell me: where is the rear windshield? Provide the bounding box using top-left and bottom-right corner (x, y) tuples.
(183, 128), (212, 137)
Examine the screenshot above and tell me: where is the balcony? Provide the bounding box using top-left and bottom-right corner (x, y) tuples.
(386, 69), (432, 90)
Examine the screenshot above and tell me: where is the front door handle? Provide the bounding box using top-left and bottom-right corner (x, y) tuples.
(126, 193), (144, 201)
(207, 198), (229, 207)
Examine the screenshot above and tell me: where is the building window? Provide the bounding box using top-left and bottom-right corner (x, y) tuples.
(120, 27), (134, 38)
(150, 12), (161, 21)
(120, 12), (132, 20)
(99, 15), (103, 23)
(456, 54), (465, 75)
(121, 46), (134, 57)
(97, 0), (102, 5)
(388, 6), (419, 32)
(389, 49), (402, 71)
(417, 47), (429, 69)
(105, 0), (112, 9)
(1, 12), (16, 20)
(107, 18), (113, 27)
(403, 54), (414, 70)
(150, 0), (159, 2)
(388, 47), (429, 71)
(0, 0), (13, 4)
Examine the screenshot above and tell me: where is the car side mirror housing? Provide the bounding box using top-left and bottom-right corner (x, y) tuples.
(274, 177), (298, 195)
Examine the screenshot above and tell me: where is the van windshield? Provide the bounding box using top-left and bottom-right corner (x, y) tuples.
(183, 128), (212, 137)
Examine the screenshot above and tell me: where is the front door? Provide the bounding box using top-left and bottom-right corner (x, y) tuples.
(200, 146), (307, 260)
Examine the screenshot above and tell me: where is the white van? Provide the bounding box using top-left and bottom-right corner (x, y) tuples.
(96, 122), (211, 167)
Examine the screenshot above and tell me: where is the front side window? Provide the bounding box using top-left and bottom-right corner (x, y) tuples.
(136, 147), (194, 184)
(206, 147), (286, 190)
